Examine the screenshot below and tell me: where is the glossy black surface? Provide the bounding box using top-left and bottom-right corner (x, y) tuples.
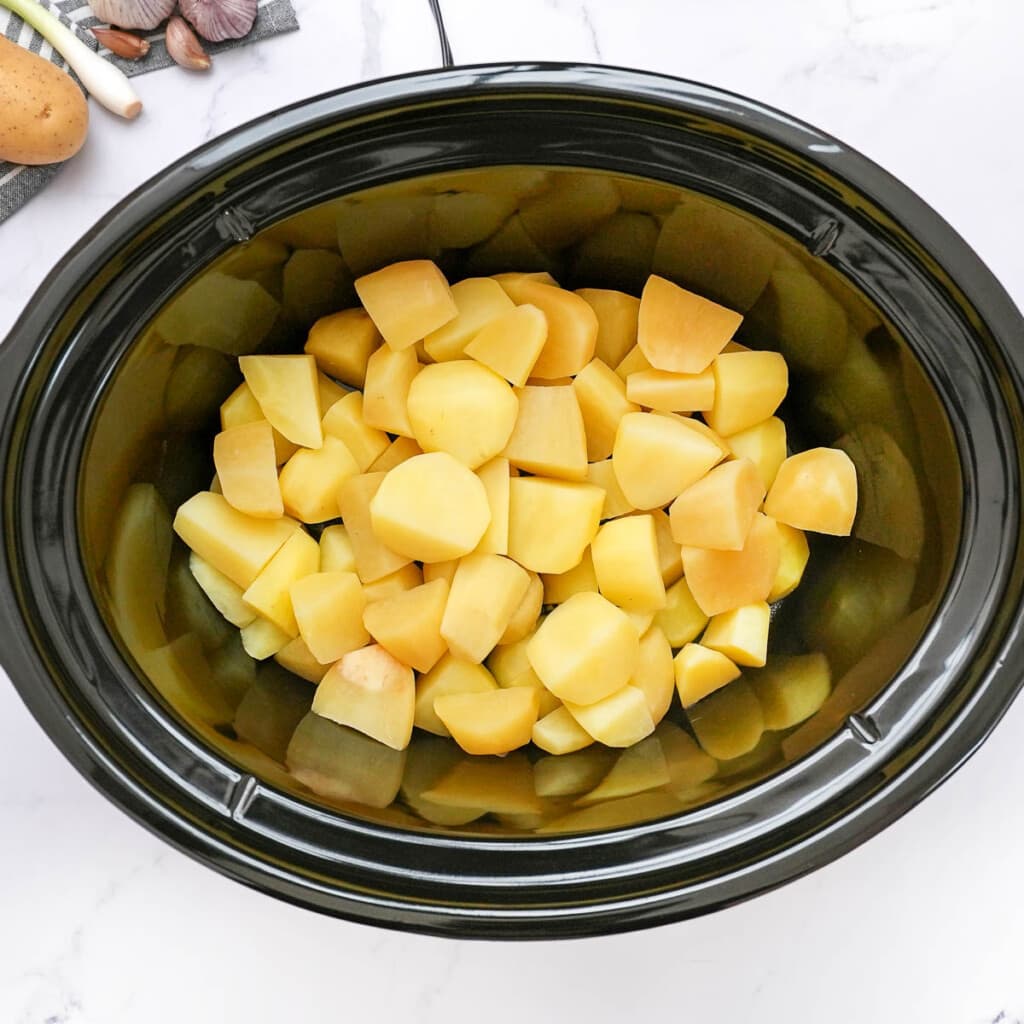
(2, 64), (1023, 937)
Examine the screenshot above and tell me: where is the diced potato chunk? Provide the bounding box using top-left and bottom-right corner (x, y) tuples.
(407, 360), (518, 469)
(669, 458), (765, 551)
(220, 384), (298, 466)
(573, 358), (639, 461)
(363, 578), (449, 672)
(724, 416), (787, 491)
(463, 303), (547, 386)
(317, 373), (346, 413)
(625, 609), (655, 635)
(638, 275), (742, 374)
(701, 602), (771, 667)
(626, 367), (715, 413)
(655, 576), (708, 647)
(532, 706), (594, 755)
(507, 477), (604, 574)
(502, 384), (587, 481)
(290, 570), (369, 663)
(764, 447), (858, 535)
(750, 653), (831, 729)
(361, 344), (420, 437)
(336, 473), (412, 583)
(511, 281), (599, 379)
(542, 547), (598, 604)
(313, 644), (415, 750)
(304, 307), (381, 388)
(319, 524), (356, 573)
(241, 616), (292, 660)
(565, 685), (655, 747)
(687, 680), (764, 760)
(647, 507), (684, 586)
(370, 452), (491, 562)
(279, 435), (360, 524)
(189, 553), (256, 628)
(173, 491), (300, 589)
(434, 687), (540, 755)
(706, 351), (788, 436)
(322, 391), (390, 471)
(491, 271), (559, 298)
(422, 277), (515, 361)
(355, 259), (457, 351)
(474, 457), (511, 556)
(586, 459), (635, 519)
(612, 411), (724, 509)
(615, 344), (653, 380)
(415, 654), (498, 735)
(499, 572), (543, 645)
(361, 562), (424, 604)
(423, 559), (458, 586)
(630, 625), (675, 724)
(242, 529), (320, 635)
(673, 643), (741, 706)
(441, 553), (531, 663)
(213, 420), (283, 519)
(486, 635), (534, 687)
(591, 514), (666, 611)
(527, 591), (640, 704)
(274, 635), (331, 683)
(576, 288), (639, 369)
(768, 522), (810, 601)
(682, 513), (780, 616)
(368, 436), (422, 472)
(576, 735), (670, 804)
(239, 354), (323, 449)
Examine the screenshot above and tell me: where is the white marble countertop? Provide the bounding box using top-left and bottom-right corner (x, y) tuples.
(2, 1), (1023, 1021)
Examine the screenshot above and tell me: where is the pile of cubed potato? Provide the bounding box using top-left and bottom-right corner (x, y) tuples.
(173, 260), (857, 758)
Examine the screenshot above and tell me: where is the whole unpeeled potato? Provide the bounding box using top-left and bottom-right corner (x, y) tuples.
(0, 35), (88, 165)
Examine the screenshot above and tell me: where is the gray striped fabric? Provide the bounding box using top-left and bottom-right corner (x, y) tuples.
(0, 0), (298, 225)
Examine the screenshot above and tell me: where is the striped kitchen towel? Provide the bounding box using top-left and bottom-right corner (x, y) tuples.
(0, 0), (298, 225)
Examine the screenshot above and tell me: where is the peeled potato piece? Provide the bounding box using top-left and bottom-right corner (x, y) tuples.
(336, 473), (413, 583)
(279, 435), (360, 524)
(638, 274), (742, 374)
(615, 344), (653, 381)
(415, 654), (498, 736)
(706, 351), (789, 437)
(305, 308), (381, 388)
(220, 384), (297, 466)
(673, 643), (741, 707)
(576, 288), (639, 369)
(764, 447), (858, 536)
(542, 547), (598, 605)
(239, 354), (323, 450)
(768, 522), (810, 602)
(565, 685), (655, 748)
(626, 367), (715, 413)
(322, 391), (390, 471)
(313, 644), (415, 750)
(361, 344), (420, 437)
(612, 411), (724, 510)
(275, 635), (331, 683)
(474, 457), (512, 556)
(423, 277), (515, 362)
(463, 303), (548, 386)
(213, 420), (283, 519)
(360, 562), (424, 604)
(655, 577), (708, 647)
(573, 358), (639, 461)
(499, 572), (544, 645)
(701, 602), (771, 667)
(586, 459), (635, 519)
(242, 529), (320, 636)
(189, 553), (256, 628)
(669, 458), (765, 551)
(591, 514), (666, 612)
(527, 591), (640, 705)
(355, 259), (457, 351)
(290, 570), (369, 664)
(630, 625), (675, 724)
(407, 360), (518, 469)
(512, 281), (599, 379)
(434, 686), (540, 755)
(368, 436), (422, 472)
(502, 384), (588, 481)
(532, 706), (595, 755)
(724, 416), (787, 491)
(507, 476), (604, 574)
(370, 452), (491, 563)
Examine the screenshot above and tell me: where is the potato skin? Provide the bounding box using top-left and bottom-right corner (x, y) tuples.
(0, 35), (88, 165)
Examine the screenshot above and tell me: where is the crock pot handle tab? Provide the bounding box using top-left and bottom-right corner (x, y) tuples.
(426, 0), (454, 69)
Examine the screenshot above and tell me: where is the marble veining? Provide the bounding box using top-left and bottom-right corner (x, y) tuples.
(2, 1), (1024, 1021)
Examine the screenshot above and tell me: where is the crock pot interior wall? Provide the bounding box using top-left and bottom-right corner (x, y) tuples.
(80, 153), (959, 835)
(6, 70), (1022, 936)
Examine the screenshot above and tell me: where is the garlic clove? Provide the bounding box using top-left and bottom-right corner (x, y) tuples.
(179, 0), (258, 43)
(88, 0), (176, 31)
(165, 15), (212, 71)
(91, 27), (151, 59)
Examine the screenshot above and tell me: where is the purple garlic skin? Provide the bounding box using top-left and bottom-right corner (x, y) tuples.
(179, 0), (259, 42)
(88, 0), (176, 30)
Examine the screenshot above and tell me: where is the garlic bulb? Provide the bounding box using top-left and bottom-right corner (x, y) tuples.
(179, 0), (258, 42)
(88, 0), (176, 30)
